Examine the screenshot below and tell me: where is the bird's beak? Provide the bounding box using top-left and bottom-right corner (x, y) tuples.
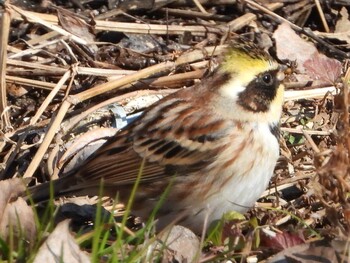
(277, 64), (288, 81)
(277, 71), (285, 82)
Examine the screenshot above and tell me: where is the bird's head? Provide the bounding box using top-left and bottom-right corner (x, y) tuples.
(213, 42), (285, 124)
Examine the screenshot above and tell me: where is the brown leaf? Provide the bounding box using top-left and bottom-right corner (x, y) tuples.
(0, 178), (36, 244)
(335, 7), (350, 33)
(7, 83), (28, 97)
(267, 239), (346, 263)
(33, 220), (90, 263)
(313, 8), (350, 47)
(261, 231), (305, 251)
(57, 9), (95, 43)
(58, 127), (117, 172)
(273, 23), (317, 73)
(304, 52), (342, 84)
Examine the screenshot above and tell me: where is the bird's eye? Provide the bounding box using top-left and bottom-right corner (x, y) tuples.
(261, 73), (273, 85)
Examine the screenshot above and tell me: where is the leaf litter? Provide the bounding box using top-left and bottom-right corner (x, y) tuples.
(0, 0), (350, 262)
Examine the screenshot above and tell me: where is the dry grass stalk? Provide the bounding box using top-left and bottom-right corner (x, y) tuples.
(23, 100), (71, 178)
(0, 5), (11, 131)
(8, 2), (283, 38)
(6, 76), (67, 91)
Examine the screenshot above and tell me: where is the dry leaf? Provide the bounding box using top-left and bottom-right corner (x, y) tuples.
(273, 23), (317, 73)
(335, 7), (350, 33)
(7, 83), (28, 97)
(58, 127), (117, 172)
(262, 231), (305, 251)
(304, 52), (342, 84)
(314, 7), (350, 47)
(0, 178), (36, 244)
(57, 9), (95, 43)
(267, 239), (347, 263)
(33, 220), (90, 263)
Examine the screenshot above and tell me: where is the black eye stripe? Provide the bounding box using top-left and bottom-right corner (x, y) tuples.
(258, 70), (278, 87)
(237, 69), (280, 113)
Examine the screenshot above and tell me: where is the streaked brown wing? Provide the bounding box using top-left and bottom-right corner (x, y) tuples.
(78, 140), (165, 185)
(75, 92), (234, 188)
(76, 129), (219, 186)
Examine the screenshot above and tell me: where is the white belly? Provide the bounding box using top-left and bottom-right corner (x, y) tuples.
(187, 123), (279, 230)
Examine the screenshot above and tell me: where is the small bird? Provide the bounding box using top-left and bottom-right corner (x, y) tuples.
(31, 42), (285, 234)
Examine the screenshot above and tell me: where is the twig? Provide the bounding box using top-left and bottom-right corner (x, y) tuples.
(284, 86), (337, 101)
(26, 31), (59, 46)
(20, 66), (74, 179)
(9, 4), (89, 46)
(0, 5), (12, 131)
(61, 89), (177, 134)
(7, 58), (135, 77)
(228, 2), (283, 32)
(302, 129), (320, 153)
(343, 67), (350, 160)
(68, 61), (176, 104)
(281, 127), (332, 136)
(242, 0), (350, 59)
(314, 0), (329, 33)
(8, 38), (63, 59)
(23, 100), (72, 178)
(159, 8), (231, 22)
(69, 45), (227, 104)
(30, 69), (72, 125)
(276, 172), (316, 186)
(10, 5), (222, 37)
(192, 0), (209, 14)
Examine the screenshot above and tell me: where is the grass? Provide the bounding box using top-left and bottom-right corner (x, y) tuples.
(0, 161), (193, 262)
(0, 175), (327, 263)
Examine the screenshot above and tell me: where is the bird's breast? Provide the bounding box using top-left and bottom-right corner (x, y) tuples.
(194, 122), (279, 221)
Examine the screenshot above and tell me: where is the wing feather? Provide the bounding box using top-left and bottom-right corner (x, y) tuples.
(73, 97), (236, 189)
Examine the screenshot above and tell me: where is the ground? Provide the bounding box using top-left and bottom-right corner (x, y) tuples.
(0, 0), (350, 262)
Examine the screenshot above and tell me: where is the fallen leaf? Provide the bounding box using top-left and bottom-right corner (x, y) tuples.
(304, 52), (342, 84)
(0, 178), (36, 245)
(273, 23), (317, 73)
(267, 239), (347, 263)
(335, 7), (350, 33)
(57, 9), (95, 43)
(7, 83), (28, 97)
(261, 230), (305, 251)
(58, 127), (117, 172)
(313, 7), (350, 47)
(33, 220), (90, 263)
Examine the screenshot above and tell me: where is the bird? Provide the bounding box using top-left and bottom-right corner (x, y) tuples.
(30, 42), (285, 234)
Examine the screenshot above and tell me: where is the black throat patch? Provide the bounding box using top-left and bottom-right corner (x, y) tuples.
(269, 123), (280, 140)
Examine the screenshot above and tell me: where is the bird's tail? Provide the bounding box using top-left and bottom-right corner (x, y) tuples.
(27, 175), (74, 203)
